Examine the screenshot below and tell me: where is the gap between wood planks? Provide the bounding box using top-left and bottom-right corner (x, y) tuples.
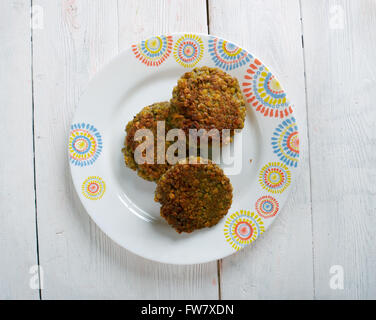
(30, 0), (42, 300)
(298, 0), (315, 299)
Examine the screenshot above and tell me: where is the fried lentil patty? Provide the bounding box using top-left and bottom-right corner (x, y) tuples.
(155, 157), (233, 233)
(169, 66), (246, 144)
(122, 102), (172, 181)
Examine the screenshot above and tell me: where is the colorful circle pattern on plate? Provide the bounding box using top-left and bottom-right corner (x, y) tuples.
(69, 123), (102, 167)
(259, 162), (291, 194)
(271, 117), (299, 168)
(173, 34), (204, 68)
(255, 195), (279, 219)
(224, 210), (265, 251)
(208, 37), (252, 71)
(82, 176), (106, 200)
(242, 59), (293, 118)
(70, 34), (300, 262)
(132, 35), (173, 66)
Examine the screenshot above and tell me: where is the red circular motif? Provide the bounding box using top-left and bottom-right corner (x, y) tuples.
(88, 182), (99, 194)
(287, 131), (299, 153)
(264, 168), (286, 188)
(234, 221), (253, 241)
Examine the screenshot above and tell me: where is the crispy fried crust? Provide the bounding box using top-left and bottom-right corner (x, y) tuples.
(169, 66), (246, 142)
(155, 157), (233, 233)
(122, 102), (171, 181)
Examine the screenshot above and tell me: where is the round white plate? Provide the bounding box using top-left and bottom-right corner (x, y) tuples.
(68, 33), (300, 264)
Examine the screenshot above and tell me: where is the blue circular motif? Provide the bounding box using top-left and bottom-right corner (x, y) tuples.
(271, 117), (299, 167)
(263, 73), (285, 100)
(262, 202), (273, 212)
(69, 123), (103, 167)
(132, 35), (173, 66)
(208, 37), (252, 71)
(243, 59), (293, 118)
(72, 135), (91, 155)
(252, 67), (288, 109)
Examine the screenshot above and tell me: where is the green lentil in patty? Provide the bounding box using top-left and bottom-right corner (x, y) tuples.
(169, 66), (246, 144)
(155, 157), (233, 233)
(122, 101), (172, 181)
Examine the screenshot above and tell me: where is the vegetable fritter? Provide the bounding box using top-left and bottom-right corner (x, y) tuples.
(155, 157), (233, 233)
(122, 102), (172, 181)
(169, 66), (246, 144)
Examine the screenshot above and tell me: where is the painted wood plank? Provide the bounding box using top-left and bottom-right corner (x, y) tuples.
(118, 0), (208, 44)
(301, 0), (376, 299)
(0, 0), (39, 299)
(33, 0), (217, 299)
(209, 0), (314, 299)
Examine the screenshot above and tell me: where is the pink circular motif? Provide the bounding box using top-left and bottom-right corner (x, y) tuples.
(234, 221), (253, 241)
(255, 195), (279, 218)
(88, 182), (99, 194)
(174, 34), (204, 68)
(82, 176), (106, 200)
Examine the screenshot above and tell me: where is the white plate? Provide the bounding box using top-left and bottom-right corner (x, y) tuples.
(68, 33), (300, 264)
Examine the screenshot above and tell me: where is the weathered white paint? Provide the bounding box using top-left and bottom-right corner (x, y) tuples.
(209, 0), (314, 299)
(0, 0), (39, 299)
(301, 0), (376, 299)
(118, 0), (208, 46)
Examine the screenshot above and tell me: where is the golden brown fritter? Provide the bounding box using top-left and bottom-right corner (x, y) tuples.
(155, 157), (233, 233)
(169, 66), (246, 144)
(122, 102), (172, 181)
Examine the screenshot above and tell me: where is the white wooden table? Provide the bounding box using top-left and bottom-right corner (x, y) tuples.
(1, 0), (375, 300)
